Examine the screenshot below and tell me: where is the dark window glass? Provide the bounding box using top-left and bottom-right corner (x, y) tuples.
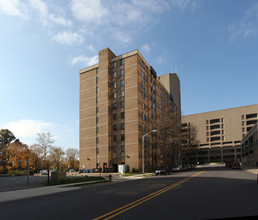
(121, 112), (125, 119)
(113, 124), (117, 131)
(121, 134), (125, 142)
(113, 114), (116, 120)
(121, 69), (125, 76)
(121, 123), (125, 130)
(120, 59), (124, 65)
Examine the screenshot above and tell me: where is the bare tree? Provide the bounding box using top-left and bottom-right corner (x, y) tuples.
(49, 147), (65, 170)
(66, 148), (79, 169)
(36, 132), (54, 169)
(181, 124), (199, 164)
(154, 109), (182, 170)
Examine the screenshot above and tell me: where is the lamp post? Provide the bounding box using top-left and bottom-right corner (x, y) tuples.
(142, 130), (157, 175)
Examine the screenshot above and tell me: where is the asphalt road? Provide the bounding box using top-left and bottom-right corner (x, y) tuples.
(1, 166), (258, 220)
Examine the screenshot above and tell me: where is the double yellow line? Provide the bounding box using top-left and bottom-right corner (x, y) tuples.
(94, 170), (205, 220)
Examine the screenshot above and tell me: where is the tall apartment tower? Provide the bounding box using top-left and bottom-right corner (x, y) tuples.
(79, 48), (181, 172)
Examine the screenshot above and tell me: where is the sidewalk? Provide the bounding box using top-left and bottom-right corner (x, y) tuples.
(0, 174), (145, 203)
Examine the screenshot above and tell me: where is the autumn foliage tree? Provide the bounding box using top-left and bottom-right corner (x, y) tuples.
(0, 129), (16, 173)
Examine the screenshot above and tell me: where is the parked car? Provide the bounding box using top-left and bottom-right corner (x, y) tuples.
(155, 168), (170, 176)
(231, 161), (241, 169)
(172, 165), (182, 172)
(69, 169), (75, 172)
(182, 165), (189, 171)
(40, 170), (48, 175)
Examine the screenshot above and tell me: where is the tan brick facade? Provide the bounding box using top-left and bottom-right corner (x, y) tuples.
(79, 48), (181, 172)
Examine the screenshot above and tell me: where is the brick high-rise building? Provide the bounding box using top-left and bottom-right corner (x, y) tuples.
(79, 48), (181, 172)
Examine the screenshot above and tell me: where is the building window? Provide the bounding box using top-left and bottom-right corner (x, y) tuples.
(142, 61), (144, 68)
(113, 146), (117, 153)
(96, 97), (99, 103)
(142, 81), (144, 89)
(121, 90), (125, 97)
(241, 115), (244, 120)
(96, 137), (99, 144)
(121, 145), (125, 153)
(207, 138), (209, 142)
(113, 82), (116, 88)
(96, 127), (99, 133)
(121, 101), (125, 108)
(96, 68), (99, 74)
(142, 72), (145, 79)
(143, 113), (145, 121)
(113, 102), (117, 109)
(142, 92), (145, 99)
(143, 102), (145, 110)
(96, 77), (98, 83)
(147, 106), (149, 112)
(113, 114), (116, 120)
(121, 123), (125, 130)
(120, 59), (124, 66)
(96, 107), (99, 113)
(113, 124), (117, 131)
(121, 69), (125, 76)
(242, 121), (244, 126)
(121, 134), (125, 142)
(96, 87), (99, 93)
(113, 135), (117, 142)
(113, 92), (116, 99)
(242, 127), (245, 132)
(113, 72), (117, 78)
(121, 112), (125, 119)
(121, 79), (125, 87)
(96, 117), (99, 123)
(113, 61), (117, 68)
(142, 124), (145, 131)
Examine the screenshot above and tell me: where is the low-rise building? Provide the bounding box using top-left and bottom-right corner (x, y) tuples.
(182, 104), (258, 164)
(242, 123), (258, 167)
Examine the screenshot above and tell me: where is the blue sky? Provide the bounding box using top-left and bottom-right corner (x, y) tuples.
(0, 0), (257, 149)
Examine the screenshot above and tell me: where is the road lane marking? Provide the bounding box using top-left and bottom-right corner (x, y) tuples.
(94, 170), (205, 220)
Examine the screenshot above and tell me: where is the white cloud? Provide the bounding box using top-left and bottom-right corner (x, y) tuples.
(53, 31), (84, 45)
(141, 44), (151, 53)
(155, 56), (166, 64)
(71, 0), (109, 25)
(71, 55), (98, 66)
(0, 0), (28, 19)
(4, 119), (53, 138)
(228, 3), (258, 39)
(86, 44), (96, 52)
(113, 31), (132, 45)
(30, 0), (72, 27)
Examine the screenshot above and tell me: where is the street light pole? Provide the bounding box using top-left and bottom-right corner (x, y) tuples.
(142, 130), (157, 175)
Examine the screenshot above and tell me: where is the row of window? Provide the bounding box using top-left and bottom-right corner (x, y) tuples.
(113, 123), (125, 131)
(113, 112), (125, 120)
(113, 134), (125, 142)
(113, 145), (125, 153)
(113, 59), (124, 68)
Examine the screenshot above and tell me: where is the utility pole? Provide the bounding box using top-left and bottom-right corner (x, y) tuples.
(26, 157), (29, 187)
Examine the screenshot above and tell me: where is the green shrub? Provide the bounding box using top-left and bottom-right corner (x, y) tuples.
(132, 168), (139, 173)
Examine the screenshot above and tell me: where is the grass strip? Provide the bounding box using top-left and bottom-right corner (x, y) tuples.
(43, 176), (105, 186)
